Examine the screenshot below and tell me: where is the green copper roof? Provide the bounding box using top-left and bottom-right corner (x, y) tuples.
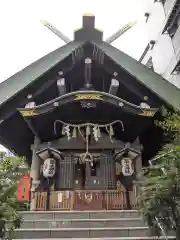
(96, 42), (180, 110)
(0, 41), (83, 106)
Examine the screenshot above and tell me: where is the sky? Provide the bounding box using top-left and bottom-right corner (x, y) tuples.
(0, 0), (149, 152)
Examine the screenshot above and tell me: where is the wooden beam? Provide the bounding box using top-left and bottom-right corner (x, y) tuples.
(84, 58), (92, 88)
(0, 76), (58, 121)
(57, 78), (66, 96)
(31, 136), (125, 151)
(108, 78), (119, 95)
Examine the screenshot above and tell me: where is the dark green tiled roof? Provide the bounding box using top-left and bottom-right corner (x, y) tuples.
(0, 41), (83, 106)
(96, 42), (180, 111)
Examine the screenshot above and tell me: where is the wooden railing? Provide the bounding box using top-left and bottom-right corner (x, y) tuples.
(104, 190), (126, 210)
(74, 190), (103, 210)
(34, 192), (47, 210)
(50, 191), (73, 210)
(34, 188), (137, 211)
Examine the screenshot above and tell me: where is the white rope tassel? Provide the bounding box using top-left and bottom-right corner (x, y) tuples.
(106, 126), (113, 143)
(109, 125), (114, 136)
(86, 125), (91, 136)
(54, 120), (125, 139)
(97, 127), (101, 138)
(61, 125), (66, 135)
(93, 126), (98, 141)
(64, 125), (71, 140)
(72, 127), (77, 138)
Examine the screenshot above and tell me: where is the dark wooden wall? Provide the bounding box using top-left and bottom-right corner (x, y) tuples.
(54, 152), (116, 190)
(55, 154), (75, 190)
(100, 152), (116, 189)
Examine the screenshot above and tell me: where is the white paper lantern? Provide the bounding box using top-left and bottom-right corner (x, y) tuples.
(121, 158), (134, 176)
(43, 158), (56, 178)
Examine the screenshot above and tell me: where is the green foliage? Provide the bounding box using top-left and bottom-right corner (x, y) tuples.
(0, 152), (30, 239)
(138, 110), (180, 238)
(158, 109), (180, 140)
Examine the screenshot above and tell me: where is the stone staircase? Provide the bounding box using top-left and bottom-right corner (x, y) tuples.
(14, 210), (175, 239)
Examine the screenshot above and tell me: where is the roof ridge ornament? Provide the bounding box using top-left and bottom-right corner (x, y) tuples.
(40, 15), (136, 43)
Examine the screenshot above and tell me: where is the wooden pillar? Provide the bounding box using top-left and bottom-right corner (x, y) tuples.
(134, 154), (142, 198)
(135, 155), (142, 177)
(30, 137), (41, 211)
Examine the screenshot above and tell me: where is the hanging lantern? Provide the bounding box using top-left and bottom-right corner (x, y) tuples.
(121, 158), (134, 176)
(43, 158), (56, 178)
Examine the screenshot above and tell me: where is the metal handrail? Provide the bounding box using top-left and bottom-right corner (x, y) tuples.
(155, 217), (168, 240)
(134, 183), (167, 239)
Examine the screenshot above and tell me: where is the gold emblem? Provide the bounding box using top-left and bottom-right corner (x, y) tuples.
(139, 110), (155, 117)
(20, 109), (38, 117)
(75, 94), (102, 100)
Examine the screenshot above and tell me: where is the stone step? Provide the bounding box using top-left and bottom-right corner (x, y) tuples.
(20, 210), (139, 221)
(21, 218), (146, 229)
(15, 227), (150, 238)
(14, 238), (176, 240)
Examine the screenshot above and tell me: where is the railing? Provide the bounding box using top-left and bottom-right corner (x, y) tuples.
(155, 217), (168, 240)
(34, 188), (137, 211)
(74, 190), (103, 210)
(34, 192), (47, 210)
(50, 191), (73, 210)
(104, 190), (126, 210)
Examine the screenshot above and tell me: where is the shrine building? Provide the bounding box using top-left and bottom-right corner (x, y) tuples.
(0, 14), (180, 211)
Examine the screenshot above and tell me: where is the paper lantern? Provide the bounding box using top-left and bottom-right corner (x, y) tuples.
(43, 158), (56, 178)
(121, 158), (134, 176)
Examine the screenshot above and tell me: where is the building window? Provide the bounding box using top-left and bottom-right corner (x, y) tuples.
(172, 61), (180, 75)
(146, 57), (154, 71)
(168, 16), (180, 38)
(162, 3), (180, 38)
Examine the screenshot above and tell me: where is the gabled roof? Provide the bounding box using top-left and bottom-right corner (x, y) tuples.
(0, 40), (180, 111)
(96, 42), (180, 111)
(0, 41), (83, 107)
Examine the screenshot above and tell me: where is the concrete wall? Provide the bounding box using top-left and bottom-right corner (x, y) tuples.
(140, 0), (180, 88)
